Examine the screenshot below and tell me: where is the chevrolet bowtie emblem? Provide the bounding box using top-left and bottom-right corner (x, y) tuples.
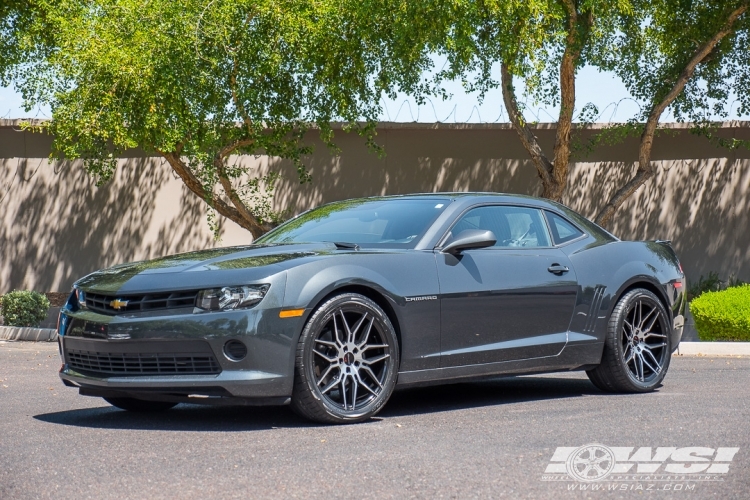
(110, 299), (129, 310)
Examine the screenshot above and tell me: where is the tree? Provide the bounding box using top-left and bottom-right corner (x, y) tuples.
(441, 1), (749, 229)
(593, 0), (750, 226)
(440, 0), (631, 202)
(1, 2), (39, 87)
(17, 0), (443, 238)
(0, 2), (22, 83)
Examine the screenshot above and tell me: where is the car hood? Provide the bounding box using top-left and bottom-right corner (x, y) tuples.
(74, 243), (337, 294)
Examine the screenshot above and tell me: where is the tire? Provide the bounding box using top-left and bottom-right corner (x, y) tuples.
(587, 288), (672, 393)
(291, 293), (399, 424)
(104, 397), (178, 412)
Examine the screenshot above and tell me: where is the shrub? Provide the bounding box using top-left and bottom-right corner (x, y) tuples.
(0, 290), (51, 327)
(687, 272), (722, 300)
(688, 271), (747, 300)
(690, 285), (750, 341)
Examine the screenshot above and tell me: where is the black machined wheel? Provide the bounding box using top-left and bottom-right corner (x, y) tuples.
(587, 289), (672, 393)
(291, 293), (399, 424)
(104, 397), (178, 412)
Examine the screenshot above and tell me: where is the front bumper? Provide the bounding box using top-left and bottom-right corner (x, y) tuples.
(57, 288), (307, 403)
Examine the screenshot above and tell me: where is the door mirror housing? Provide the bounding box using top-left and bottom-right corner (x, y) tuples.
(441, 229), (497, 254)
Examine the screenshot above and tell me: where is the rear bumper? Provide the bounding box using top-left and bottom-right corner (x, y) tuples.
(671, 314), (684, 352)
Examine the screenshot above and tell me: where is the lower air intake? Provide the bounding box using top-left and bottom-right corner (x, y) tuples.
(66, 350), (222, 376)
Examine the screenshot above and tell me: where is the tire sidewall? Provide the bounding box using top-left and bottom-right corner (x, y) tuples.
(609, 289), (672, 391)
(297, 293), (399, 422)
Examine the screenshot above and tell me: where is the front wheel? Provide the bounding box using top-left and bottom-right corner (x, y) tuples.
(587, 289), (672, 393)
(104, 397), (178, 412)
(291, 293), (399, 424)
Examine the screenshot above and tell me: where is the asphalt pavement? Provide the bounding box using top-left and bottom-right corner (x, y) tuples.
(1, 341), (748, 499)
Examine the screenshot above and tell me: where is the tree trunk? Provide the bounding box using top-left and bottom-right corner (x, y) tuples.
(500, 2), (588, 202)
(159, 149), (269, 240)
(594, 4), (748, 228)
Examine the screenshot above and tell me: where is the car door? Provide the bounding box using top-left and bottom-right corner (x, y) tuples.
(436, 204), (578, 367)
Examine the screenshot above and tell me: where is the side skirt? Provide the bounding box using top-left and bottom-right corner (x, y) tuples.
(396, 342), (603, 389)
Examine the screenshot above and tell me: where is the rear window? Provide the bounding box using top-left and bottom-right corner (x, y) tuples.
(545, 211), (584, 245)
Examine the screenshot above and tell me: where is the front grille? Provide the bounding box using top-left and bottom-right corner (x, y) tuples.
(67, 350), (222, 376)
(85, 290), (199, 315)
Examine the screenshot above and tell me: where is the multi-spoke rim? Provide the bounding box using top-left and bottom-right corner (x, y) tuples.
(621, 299), (668, 383)
(310, 306), (391, 412)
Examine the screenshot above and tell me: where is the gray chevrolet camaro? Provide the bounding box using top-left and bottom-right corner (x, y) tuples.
(57, 193), (686, 423)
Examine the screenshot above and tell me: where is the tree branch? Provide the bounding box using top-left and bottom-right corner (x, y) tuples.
(213, 138), (271, 237)
(595, 3), (749, 226)
(500, 61), (554, 187)
(158, 149), (266, 239)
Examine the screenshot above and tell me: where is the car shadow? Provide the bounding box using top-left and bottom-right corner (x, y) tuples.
(33, 375), (604, 432)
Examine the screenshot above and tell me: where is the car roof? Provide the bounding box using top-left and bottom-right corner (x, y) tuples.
(350, 192), (544, 202)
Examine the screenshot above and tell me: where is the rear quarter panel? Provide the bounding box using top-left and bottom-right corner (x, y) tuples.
(564, 240), (685, 346)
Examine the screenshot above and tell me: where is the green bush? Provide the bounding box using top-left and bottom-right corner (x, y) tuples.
(688, 272), (747, 300)
(690, 285), (750, 341)
(0, 291), (51, 327)
(687, 272), (722, 300)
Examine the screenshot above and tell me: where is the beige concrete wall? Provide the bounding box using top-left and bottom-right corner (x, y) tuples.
(1, 120), (748, 292)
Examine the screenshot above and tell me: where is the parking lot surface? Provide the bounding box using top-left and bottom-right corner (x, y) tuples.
(1, 341), (748, 499)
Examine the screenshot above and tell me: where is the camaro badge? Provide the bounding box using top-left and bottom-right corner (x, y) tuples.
(405, 295), (437, 302)
(110, 299), (129, 310)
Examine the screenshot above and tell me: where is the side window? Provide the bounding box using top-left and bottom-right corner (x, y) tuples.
(450, 206), (551, 248)
(545, 211), (584, 245)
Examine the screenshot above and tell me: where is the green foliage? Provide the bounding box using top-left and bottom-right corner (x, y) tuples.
(0, 290), (51, 327)
(690, 285), (750, 341)
(688, 271), (723, 300)
(593, 0), (750, 133)
(14, 0), (444, 235)
(1, 1), (29, 84)
(439, 1), (631, 110)
(688, 272), (747, 300)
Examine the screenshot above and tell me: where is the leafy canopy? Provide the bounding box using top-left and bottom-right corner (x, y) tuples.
(18, 0), (449, 235)
(596, 0), (750, 124)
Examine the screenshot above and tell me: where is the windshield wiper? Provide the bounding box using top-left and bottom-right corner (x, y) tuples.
(332, 241), (360, 251)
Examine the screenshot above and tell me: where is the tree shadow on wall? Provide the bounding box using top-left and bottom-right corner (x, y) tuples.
(264, 127), (750, 281)
(264, 128), (543, 216)
(565, 156), (750, 281)
(0, 157), (216, 292)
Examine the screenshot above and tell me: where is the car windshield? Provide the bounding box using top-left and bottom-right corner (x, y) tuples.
(256, 198), (452, 248)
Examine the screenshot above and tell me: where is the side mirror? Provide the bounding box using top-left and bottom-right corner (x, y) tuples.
(441, 229), (497, 254)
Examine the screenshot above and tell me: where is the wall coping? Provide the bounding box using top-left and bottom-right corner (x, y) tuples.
(2, 119), (750, 131)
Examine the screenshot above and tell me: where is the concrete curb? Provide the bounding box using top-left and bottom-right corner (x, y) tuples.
(676, 342), (750, 356)
(0, 325), (57, 342)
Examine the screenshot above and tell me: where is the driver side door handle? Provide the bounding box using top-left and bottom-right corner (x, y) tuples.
(548, 264), (569, 275)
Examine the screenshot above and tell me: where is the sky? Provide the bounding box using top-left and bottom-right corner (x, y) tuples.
(0, 64), (745, 123)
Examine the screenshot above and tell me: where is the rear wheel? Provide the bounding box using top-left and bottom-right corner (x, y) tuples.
(587, 289), (671, 393)
(291, 293), (399, 424)
(104, 397), (178, 412)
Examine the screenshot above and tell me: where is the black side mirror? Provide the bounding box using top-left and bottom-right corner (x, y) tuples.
(441, 229), (497, 254)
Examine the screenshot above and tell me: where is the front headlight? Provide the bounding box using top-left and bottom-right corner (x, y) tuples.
(194, 284), (269, 312)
